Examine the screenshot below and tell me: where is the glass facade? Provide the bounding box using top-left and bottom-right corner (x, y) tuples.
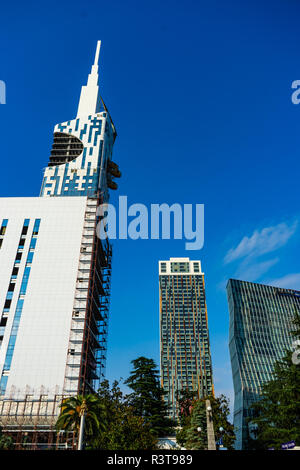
(227, 279), (299, 449)
(159, 259), (213, 419)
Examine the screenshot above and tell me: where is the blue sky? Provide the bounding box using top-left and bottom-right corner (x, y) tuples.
(0, 0), (300, 413)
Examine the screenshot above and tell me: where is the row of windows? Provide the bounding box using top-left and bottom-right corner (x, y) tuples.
(0, 219), (41, 396)
(160, 276), (203, 284)
(2, 220), (31, 313)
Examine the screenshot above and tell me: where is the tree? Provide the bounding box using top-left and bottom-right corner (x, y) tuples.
(176, 389), (197, 425)
(124, 357), (176, 437)
(56, 394), (106, 447)
(0, 427), (14, 450)
(250, 308), (300, 449)
(175, 389), (197, 448)
(92, 380), (157, 450)
(208, 394), (235, 450)
(176, 394), (235, 450)
(184, 400), (207, 450)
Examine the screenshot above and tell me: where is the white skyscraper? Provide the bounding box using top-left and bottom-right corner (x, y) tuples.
(0, 42), (120, 447)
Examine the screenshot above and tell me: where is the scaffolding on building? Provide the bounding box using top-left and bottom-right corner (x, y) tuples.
(0, 196), (113, 449)
(0, 393), (75, 449)
(77, 195), (112, 395)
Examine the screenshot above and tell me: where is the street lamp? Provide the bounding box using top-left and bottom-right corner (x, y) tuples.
(218, 427), (225, 449)
(205, 399), (216, 450)
(78, 400), (87, 451)
(197, 427), (202, 433)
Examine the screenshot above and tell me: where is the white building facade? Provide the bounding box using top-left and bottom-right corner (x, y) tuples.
(0, 40), (120, 426)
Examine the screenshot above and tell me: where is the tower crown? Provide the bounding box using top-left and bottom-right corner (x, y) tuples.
(40, 41), (120, 199)
(77, 40), (101, 117)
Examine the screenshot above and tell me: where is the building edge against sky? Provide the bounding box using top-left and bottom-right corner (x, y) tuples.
(227, 279), (300, 450)
(0, 41), (120, 446)
(159, 257), (214, 419)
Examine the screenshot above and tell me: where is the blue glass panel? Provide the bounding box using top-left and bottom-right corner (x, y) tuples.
(26, 252), (34, 264)
(0, 376), (8, 396)
(32, 219), (41, 235)
(20, 267), (31, 295)
(30, 238), (37, 250)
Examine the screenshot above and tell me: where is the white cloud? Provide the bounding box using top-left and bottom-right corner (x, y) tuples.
(224, 221), (298, 264)
(234, 258), (279, 282)
(264, 273), (300, 290)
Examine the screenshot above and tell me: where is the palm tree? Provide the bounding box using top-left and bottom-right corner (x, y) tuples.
(56, 394), (106, 449)
(0, 432), (14, 450)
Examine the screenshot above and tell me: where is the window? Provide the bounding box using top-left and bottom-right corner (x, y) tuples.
(193, 263), (200, 272)
(8, 283), (15, 292)
(0, 219), (8, 236)
(12, 267), (19, 277)
(21, 219), (30, 236)
(0, 219), (8, 249)
(26, 252), (34, 264)
(171, 262), (189, 273)
(32, 219), (41, 235)
(0, 376), (8, 396)
(161, 263), (167, 273)
(29, 238), (37, 250)
(18, 238), (25, 249)
(20, 267), (31, 295)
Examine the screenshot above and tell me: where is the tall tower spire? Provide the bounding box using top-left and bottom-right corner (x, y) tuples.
(41, 40), (119, 200)
(77, 40), (101, 117)
(94, 39), (101, 67)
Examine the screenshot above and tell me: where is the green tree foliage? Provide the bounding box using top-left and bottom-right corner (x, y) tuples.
(176, 393), (235, 450)
(176, 389), (198, 426)
(124, 357), (176, 437)
(184, 400), (207, 450)
(56, 394), (106, 446)
(175, 390), (197, 448)
(92, 380), (157, 450)
(250, 308), (300, 450)
(209, 394), (235, 450)
(0, 427), (14, 450)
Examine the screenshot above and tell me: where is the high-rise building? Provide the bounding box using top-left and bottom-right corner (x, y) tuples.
(159, 257), (214, 419)
(0, 41), (120, 447)
(227, 279), (299, 450)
